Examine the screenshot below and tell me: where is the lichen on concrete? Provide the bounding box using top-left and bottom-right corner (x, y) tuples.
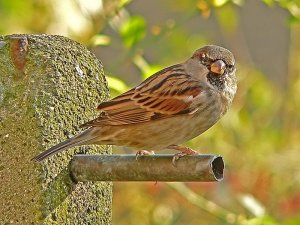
(0, 34), (112, 224)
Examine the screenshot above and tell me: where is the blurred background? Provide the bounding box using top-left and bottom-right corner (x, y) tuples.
(1, 0), (300, 224)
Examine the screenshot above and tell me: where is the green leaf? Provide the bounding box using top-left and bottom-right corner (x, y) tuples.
(262, 0), (274, 7)
(89, 35), (111, 47)
(215, 4), (238, 32)
(119, 0), (132, 8)
(288, 14), (300, 24)
(243, 216), (280, 225)
(212, 0), (229, 7)
(132, 54), (162, 79)
(120, 15), (146, 48)
(283, 216), (300, 225)
(142, 65), (162, 79)
(106, 75), (129, 95)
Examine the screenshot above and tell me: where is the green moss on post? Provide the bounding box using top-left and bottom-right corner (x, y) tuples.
(0, 34), (112, 224)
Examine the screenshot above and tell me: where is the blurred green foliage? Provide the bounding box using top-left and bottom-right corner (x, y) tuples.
(120, 15), (146, 48)
(1, 0), (300, 225)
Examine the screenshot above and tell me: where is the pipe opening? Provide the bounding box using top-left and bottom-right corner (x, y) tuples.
(211, 156), (224, 181)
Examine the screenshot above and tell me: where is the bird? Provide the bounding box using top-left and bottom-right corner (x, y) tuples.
(32, 45), (237, 164)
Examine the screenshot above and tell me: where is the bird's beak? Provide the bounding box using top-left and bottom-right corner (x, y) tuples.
(210, 60), (226, 75)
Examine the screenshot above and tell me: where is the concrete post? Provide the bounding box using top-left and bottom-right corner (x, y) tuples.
(0, 34), (112, 224)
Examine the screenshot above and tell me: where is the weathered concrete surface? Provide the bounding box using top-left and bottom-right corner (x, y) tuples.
(0, 34), (112, 224)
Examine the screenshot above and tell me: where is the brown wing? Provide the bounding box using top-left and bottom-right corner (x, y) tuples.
(82, 64), (202, 127)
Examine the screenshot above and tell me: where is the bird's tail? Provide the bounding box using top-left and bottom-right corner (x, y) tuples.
(32, 128), (96, 162)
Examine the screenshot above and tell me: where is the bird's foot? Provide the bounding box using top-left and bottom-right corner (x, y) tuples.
(135, 150), (155, 160)
(167, 145), (199, 166)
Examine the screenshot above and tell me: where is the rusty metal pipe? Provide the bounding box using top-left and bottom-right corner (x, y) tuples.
(70, 154), (224, 182)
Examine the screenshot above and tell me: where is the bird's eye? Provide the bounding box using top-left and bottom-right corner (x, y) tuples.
(201, 53), (206, 59)
(228, 65), (234, 71)
(200, 54), (210, 65)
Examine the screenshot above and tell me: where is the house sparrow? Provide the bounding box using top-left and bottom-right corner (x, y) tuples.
(32, 45), (237, 164)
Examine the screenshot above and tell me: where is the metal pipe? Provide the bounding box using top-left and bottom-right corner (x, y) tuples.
(70, 154), (224, 182)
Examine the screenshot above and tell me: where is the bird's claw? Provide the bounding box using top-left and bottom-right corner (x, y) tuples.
(135, 150), (155, 160)
(171, 147), (199, 166)
(172, 152), (187, 166)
